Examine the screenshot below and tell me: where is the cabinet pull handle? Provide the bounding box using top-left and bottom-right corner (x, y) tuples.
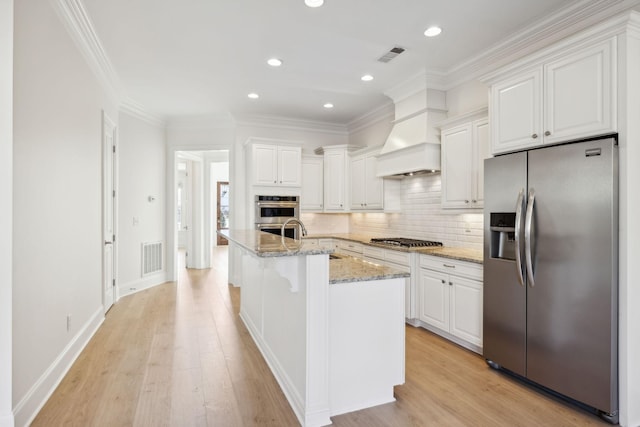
(532, 133), (538, 139)
(443, 264), (456, 268)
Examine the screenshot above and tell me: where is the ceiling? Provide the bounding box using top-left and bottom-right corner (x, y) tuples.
(81, 0), (582, 124)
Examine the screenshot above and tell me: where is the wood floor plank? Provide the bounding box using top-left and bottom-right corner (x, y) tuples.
(32, 247), (609, 427)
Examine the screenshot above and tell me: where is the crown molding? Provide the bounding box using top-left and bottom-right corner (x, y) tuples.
(51, 0), (123, 104)
(233, 114), (348, 136)
(119, 99), (166, 128)
(165, 113), (236, 131)
(441, 0), (640, 89)
(346, 101), (394, 134)
(384, 70), (427, 104)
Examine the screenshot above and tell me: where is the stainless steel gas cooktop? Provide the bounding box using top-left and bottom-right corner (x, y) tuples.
(370, 238), (443, 248)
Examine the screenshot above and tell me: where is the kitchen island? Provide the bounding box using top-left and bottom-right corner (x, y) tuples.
(220, 230), (409, 427)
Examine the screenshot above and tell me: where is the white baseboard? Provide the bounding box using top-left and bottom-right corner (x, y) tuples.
(13, 307), (104, 427)
(118, 271), (168, 298)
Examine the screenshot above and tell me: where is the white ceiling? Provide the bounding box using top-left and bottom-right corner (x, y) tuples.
(81, 0), (596, 124)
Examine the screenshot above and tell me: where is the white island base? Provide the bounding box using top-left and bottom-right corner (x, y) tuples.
(224, 231), (405, 427)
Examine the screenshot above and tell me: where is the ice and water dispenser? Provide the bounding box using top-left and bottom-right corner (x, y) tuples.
(490, 213), (516, 260)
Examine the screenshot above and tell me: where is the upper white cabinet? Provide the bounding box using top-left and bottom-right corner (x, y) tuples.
(350, 147), (384, 211)
(301, 155), (323, 211)
(249, 142), (302, 187)
(321, 145), (359, 212)
(439, 109), (489, 209)
(488, 37), (616, 154)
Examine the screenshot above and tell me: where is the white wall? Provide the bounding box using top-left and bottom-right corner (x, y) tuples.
(117, 112), (167, 295)
(0, 1), (13, 426)
(12, 1), (118, 425)
(349, 175), (483, 249)
(445, 80), (489, 117)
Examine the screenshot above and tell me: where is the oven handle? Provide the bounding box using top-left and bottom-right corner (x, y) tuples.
(256, 202), (299, 207)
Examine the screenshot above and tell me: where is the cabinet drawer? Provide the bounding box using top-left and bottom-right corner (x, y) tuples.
(336, 240), (363, 255)
(384, 250), (410, 266)
(363, 246), (385, 260)
(420, 255), (482, 281)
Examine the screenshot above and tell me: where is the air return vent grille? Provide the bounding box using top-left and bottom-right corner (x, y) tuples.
(142, 241), (163, 276)
(378, 46), (405, 63)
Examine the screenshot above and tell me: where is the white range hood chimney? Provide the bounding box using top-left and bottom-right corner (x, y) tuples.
(376, 88), (448, 177)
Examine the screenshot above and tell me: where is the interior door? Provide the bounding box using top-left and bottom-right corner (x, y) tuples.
(102, 112), (116, 313)
(216, 181), (229, 245)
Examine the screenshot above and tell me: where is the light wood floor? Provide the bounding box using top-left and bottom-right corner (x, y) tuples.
(33, 247), (609, 426)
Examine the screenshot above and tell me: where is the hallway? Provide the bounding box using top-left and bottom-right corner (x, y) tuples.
(32, 247), (607, 426)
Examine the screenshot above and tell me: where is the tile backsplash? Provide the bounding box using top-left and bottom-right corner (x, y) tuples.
(302, 174), (483, 250)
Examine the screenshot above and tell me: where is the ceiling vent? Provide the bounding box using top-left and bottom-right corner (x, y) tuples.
(377, 46), (405, 63)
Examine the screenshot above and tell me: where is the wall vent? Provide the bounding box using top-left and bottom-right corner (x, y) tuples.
(142, 241), (163, 276)
(377, 46), (405, 63)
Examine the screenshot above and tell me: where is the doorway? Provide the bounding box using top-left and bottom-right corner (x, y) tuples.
(216, 181), (229, 245)
(102, 111), (117, 313)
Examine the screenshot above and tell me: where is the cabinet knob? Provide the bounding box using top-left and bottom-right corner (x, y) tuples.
(273, 180), (277, 183)
(532, 133), (538, 139)
(449, 282), (453, 286)
(472, 199), (477, 203)
(465, 200), (470, 204)
(544, 131), (551, 136)
(441, 279), (446, 284)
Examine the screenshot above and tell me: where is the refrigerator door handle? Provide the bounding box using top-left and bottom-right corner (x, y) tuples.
(525, 189), (536, 287)
(514, 188), (525, 286)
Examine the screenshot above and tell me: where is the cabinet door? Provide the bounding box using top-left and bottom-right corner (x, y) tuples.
(301, 156), (323, 211)
(491, 69), (543, 154)
(442, 123), (472, 209)
(418, 269), (450, 331)
(349, 157), (365, 210)
(450, 276), (483, 347)
(324, 150), (346, 211)
(253, 144), (278, 185)
(544, 38), (615, 144)
(364, 155), (383, 209)
(277, 146), (301, 186)
(473, 118), (490, 207)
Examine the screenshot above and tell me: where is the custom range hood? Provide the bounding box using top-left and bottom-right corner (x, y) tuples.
(376, 88), (448, 177)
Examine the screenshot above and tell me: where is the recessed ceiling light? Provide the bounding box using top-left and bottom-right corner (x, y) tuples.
(267, 58), (282, 67)
(323, 103), (334, 109)
(305, 0), (324, 7)
(361, 74), (374, 82)
(248, 93), (259, 99)
(424, 26), (442, 37)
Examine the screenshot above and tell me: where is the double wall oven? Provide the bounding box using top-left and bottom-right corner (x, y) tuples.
(254, 195), (300, 239)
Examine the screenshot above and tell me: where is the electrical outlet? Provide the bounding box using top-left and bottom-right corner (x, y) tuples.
(66, 314), (71, 332)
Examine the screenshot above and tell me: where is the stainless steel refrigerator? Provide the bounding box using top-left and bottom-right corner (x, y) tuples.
(483, 137), (618, 423)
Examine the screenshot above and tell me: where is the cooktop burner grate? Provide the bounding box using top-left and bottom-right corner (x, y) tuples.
(370, 238), (443, 248)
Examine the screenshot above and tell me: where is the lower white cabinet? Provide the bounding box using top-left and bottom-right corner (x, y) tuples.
(418, 255), (483, 352)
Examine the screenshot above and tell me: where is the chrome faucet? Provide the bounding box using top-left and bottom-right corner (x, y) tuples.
(282, 217), (307, 239)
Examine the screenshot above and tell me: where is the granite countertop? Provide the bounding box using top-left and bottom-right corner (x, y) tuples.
(306, 233), (483, 264)
(220, 229), (334, 257)
(329, 255), (410, 284)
